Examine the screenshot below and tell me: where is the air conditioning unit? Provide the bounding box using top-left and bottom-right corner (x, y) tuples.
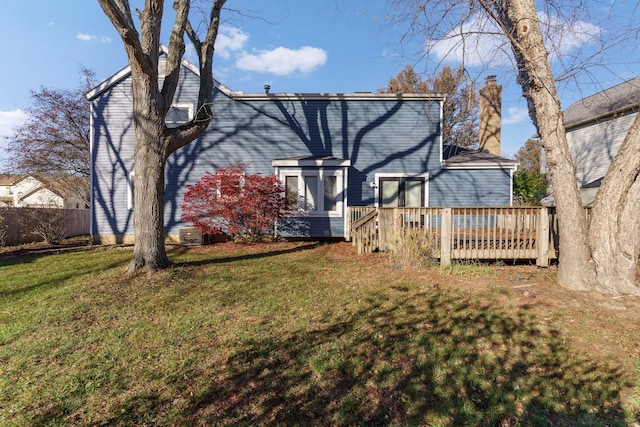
(179, 227), (203, 246)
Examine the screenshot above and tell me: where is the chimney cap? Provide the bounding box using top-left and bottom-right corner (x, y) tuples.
(264, 84), (271, 94)
(485, 75), (497, 85)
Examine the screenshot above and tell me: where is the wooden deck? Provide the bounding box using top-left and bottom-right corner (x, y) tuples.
(349, 206), (555, 266)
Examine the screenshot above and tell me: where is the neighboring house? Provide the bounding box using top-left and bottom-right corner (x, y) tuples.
(86, 51), (518, 244)
(0, 174), (20, 207)
(0, 173), (88, 209)
(543, 76), (640, 207)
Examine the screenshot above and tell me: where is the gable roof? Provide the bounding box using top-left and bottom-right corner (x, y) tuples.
(86, 46), (445, 103)
(85, 45), (235, 100)
(564, 76), (640, 129)
(442, 144), (518, 169)
(0, 173), (24, 186)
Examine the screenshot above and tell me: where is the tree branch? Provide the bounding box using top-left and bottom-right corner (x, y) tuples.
(166, 0), (227, 155)
(97, 0), (148, 70)
(160, 0), (190, 115)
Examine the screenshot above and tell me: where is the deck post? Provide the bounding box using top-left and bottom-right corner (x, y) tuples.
(440, 208), (452, 266)
(536, 207), (549, 267)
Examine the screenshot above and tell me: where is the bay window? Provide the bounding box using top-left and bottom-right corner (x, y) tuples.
(273, 156), (350, 217)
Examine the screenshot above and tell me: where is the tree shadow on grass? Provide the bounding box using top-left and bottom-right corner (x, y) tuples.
(41, 288), (632, 426)
(171, 242), (325, 267)
(177, 292), (630, 426)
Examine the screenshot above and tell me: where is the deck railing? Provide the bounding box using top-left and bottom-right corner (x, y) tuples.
(350, 208), (378, 254)
(348, 206), (556, 265)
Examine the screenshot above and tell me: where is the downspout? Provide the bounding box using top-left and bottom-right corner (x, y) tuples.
(89, 102), (96, 243)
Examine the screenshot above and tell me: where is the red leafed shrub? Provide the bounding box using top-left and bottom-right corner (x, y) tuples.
(181, 163), (288, 242)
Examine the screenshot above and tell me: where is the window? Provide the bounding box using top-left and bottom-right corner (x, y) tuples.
(376, 174), (428, 208)
(324, 175), (337, 211)
(285, 176), (299, 210)
(281, 170), (343, 216)
(165, 104), (193, 127)
(273, 157), (350, 218)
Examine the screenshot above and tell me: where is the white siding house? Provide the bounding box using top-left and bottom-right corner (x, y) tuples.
(543, 77), (640, 207)
(0, 174), (88, 208)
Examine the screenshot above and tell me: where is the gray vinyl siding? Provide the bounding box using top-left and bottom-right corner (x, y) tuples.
(567, 112), (638, 186)
(430, 168), (513, 206)
(164, 89), (443, 237)
(90, 59), (515, 239)
(90, 78), (135, 239)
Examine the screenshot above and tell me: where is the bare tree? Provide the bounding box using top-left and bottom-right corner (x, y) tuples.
(7, 69), (94, 206)
(389, 0), (640, 294)
(97, 0), (226, 273)
(21, 206), (67, 245)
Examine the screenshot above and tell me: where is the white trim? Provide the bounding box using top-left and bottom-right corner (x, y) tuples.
(85, 66), (132, 100)
(272, 158), (351, 167)
(509, 167), (517, 206)
(234, 92), (445, 102)
(89, 103), (95, 235)
(439, 99), (445, 164)
(342, 167), (349, 238)
(374, 172), (430, 208)
(127, 171), (135, 210)
(166, 103), (194, 125)
(85, 45), (237, 100)
(441, 162), (518, 170)
(278, 168), (345, 218)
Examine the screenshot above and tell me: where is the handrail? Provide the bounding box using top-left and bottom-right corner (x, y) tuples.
(350, 208), (378, 254)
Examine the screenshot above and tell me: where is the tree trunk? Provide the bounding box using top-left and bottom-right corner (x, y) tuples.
(97, 0), (225, 275)
(126, 70), (171, 274)
(499, 0), (596, 290)
(589, 113), (640, 295)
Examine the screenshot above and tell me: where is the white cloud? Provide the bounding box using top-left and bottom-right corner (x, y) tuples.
(429, 12), (602, 66)
(77, 33), (112, 43)
(215, 25), (249, 59)
(236, 46), (327, 76)
(77, 33), (96, 41)
(429, 14), (510, 66)
(502, 106), (529, 125)
(0, 110), (29, 138)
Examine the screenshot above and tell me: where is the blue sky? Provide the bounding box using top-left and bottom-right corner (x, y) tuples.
(0, 0), (638, 168)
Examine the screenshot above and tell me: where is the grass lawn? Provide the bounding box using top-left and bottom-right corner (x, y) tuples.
(1, 241), (639, 426)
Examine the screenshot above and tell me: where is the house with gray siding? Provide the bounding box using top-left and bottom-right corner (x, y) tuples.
(544, 76), (640, 207)
(87, 52), (517, 244)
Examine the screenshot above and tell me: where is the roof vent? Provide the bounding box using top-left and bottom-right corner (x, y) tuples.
(264, 84), (271, 94)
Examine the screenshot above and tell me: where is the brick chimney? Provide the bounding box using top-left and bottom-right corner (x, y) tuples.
(479, 75), (502, 156)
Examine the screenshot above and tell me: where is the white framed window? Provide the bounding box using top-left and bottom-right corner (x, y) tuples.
(281, 169), (344, 217)
(273, 157), (350, 218)
(166, 103), (194, 127)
